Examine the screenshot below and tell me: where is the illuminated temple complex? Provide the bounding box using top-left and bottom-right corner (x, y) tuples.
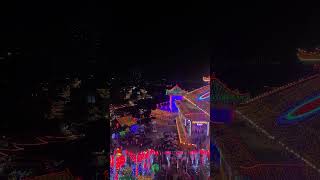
(155, 77), (210, 148)
(212, 73), (320, 179)
(174, 78), (210, 148)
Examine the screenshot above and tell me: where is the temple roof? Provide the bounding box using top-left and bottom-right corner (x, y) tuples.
(117, 115), (137, 127)
(212, 118), (316, 179)
(211, 77), (250, 104)
(183, 85), (210, 116)
(175, 100), (209, 122)
(235, 74), (320, 174)
(165, 84), (186, 95)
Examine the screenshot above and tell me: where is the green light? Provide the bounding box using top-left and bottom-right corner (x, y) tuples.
(151, 164), (160, 173)
(286, 95), (320, 120)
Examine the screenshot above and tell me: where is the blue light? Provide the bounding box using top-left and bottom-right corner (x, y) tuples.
(130, 124), (139, 134)
(170, 95), (183, 112)
(210, 143), (220, 166)
(198, 91), (210, 100)
(278, 93), (320, 124)
(211, 107), (233, 123)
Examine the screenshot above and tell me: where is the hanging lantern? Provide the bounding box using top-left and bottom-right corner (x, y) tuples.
(116, 148), (122, 157)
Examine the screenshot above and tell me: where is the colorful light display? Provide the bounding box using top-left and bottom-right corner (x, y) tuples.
(166, 84), (186, 112)
(120, 131), (126, 137)
(170, 95), (183, 112)
(237, 108), (320, 174)
(203, 76), (210, 82)
(110, 149), (160, 179)
(211, 77), (249, 105)
(151, 164), (159, 173)
(129, 124), (139, 134)
(165, 151), (171, 167)
(198, 91), (210, 100)
(278, 94), (320, 124)
(117, 116), (138, 127)
(165, 84), (186, 96)
(183, 85), (210, 116)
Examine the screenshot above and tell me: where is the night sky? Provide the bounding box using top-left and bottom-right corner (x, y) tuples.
(211, 2), (320, 93)
(1, 2), (320, 83)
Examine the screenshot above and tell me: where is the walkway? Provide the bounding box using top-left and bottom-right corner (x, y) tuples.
(176, 117), (196, 148)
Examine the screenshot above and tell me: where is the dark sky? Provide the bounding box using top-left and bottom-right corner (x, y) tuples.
(1, 2), (319, 81)
(210, 2), (320, 92)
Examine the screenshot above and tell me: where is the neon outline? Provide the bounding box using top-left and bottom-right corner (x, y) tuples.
(198, 91), (210, 100)
(278, 94), (320, 124)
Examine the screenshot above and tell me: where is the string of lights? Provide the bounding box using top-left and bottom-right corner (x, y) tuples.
(244, 74), (319, 104)
(236, 110), (320, 173)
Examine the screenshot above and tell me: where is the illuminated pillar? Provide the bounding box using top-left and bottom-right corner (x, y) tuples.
(189, 121), (192, 137)
(169, 95), (172, 112)
(165, 151), (171, 167)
